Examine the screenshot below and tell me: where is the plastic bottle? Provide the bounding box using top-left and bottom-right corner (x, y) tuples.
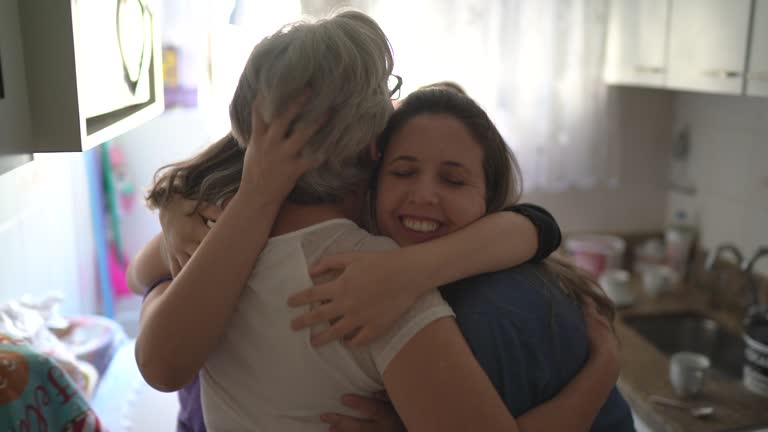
(664, 210), (698, 279)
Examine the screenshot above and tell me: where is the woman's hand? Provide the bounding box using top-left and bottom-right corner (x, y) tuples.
(321, 393), (404, 432)
(239, 93), (325, 204)
(287, 250), (423, 346)
(582, 297), (620, 380)
(158, 197), (221, 276)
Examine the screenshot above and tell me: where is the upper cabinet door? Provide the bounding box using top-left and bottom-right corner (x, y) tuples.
(0, 0), (33, 175)
(604, 0), (670, 87)
(747, 0), (768, 97)
(17, 0), (164, 153)
(667, 0), (752, 94)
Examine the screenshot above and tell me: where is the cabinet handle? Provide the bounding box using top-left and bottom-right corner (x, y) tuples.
(635, 65), (665, 74)
(702, 69), (742, 79)
(747, 71), (768, 81)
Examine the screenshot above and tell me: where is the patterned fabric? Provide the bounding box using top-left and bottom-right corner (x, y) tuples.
(0, 334), (103, 432)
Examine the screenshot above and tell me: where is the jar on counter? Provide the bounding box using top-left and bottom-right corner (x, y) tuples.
(743, 305), (768, 397)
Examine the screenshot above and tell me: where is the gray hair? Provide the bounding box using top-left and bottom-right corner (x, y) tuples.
(230, 9), (394, 204)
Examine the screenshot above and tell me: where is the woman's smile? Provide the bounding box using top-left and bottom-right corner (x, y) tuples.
(376, 114), (487, 246)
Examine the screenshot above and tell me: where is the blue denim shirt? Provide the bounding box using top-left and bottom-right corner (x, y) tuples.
(440, 263), (636, 431)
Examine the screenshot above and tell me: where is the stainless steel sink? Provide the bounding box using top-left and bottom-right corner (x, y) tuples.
(622, 312), (745, 379)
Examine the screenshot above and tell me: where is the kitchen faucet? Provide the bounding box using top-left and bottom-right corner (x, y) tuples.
(704, 243), (743, 271)
(703, 243), (744, 308)
(743, 246), (768, 308)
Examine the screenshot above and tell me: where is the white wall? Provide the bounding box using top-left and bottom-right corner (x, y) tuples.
(0, 107), (211, 331)
(666, 92), (768, 273)
(524, 87), (674, 234)
(0, 153), (98, 315)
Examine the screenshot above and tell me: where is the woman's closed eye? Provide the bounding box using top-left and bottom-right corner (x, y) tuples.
(389, 169), (416, 178)
(443, 175), (466, 186)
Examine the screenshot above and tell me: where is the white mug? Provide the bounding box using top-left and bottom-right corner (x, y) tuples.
(642, 264), (679, 297)
(598, 269), (633, 306)
(669, 352), (710, 398)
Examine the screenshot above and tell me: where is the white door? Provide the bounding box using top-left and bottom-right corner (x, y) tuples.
(604, 0), (670, 87)
(747, 0), (768, 97)
(666, 0), (752, 94)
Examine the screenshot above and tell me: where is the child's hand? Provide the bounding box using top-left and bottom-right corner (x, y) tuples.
(320, 393), (404, 432)
(158, 197), (221, 276)
(287, 250), (421, 347)
(582, 297), (620, 380)
(239, 93), (325, 204)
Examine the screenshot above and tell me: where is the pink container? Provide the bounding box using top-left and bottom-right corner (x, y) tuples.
(564, 234), (626, 278)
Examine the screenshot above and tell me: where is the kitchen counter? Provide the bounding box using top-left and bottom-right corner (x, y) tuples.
(615, 278), (768, 432)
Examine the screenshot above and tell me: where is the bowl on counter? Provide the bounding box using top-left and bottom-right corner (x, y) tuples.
(565, 234), (626, 278)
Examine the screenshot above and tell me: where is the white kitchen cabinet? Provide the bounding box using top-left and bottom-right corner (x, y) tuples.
(747, 0), (768, 96)
(604, 0), (671, 87)
(666, 0), (752, 95)
(0, 0), (33, 175)
(17, 0), (164, 153)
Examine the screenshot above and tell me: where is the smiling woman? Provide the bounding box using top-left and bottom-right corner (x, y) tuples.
(358, 87), (634, 430)
(375, 114), (488, 246)
(371, 87), (523, 246)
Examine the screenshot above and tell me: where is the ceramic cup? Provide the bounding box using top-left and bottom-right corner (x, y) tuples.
(669, 351), (710, 398)
(598, 269), (634, 307)
(641, 264), (679, 298)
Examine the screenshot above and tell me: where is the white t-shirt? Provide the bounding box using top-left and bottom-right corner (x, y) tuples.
(200, 218), (455, 431)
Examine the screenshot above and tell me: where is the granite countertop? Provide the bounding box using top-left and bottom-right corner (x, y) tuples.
(615, 277), (768, 432)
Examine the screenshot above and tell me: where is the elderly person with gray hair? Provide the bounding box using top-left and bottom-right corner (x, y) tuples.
(132, 10), (625, 432)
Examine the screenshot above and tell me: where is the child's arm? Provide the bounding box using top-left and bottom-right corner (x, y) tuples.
(126, 233), (169, 296)
(126, 198), (222, 296)
(288, 206), (562, 346)
(136, 191), (282, 392)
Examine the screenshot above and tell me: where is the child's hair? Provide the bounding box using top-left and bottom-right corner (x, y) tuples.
(147, 134), (242, 210)
(147, 10), (394, 209)
(373, 88), (616, 322)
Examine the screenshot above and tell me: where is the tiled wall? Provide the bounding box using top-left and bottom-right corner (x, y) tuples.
(525, 87), (674, 234)
(0, 152), (98, 315)
(667, 93), (768, 274)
